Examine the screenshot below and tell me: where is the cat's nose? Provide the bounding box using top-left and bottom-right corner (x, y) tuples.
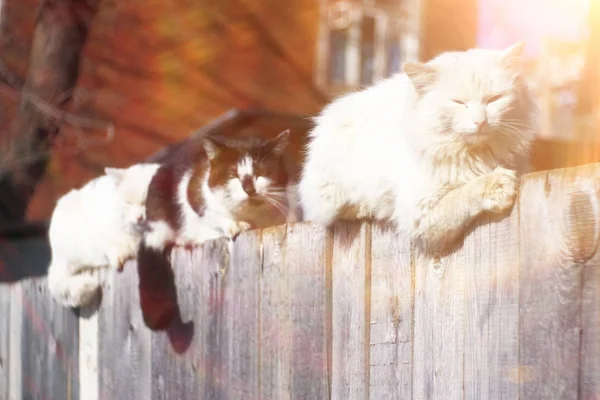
(473, 119), (487, 132)
(241, 176), (257, 196)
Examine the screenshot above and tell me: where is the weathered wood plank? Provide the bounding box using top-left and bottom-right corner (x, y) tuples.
(8, 283), (22, 400)
(98, 262), (151, 400)
(261, 223), (330, 399)
(413, 239), (466, 399)
(259, 225), (292, 398)
(463, 213), (520, 400)
(518, 167), (588, 399)
(561, 165), (600, 400)
(226, 231), (261, 399)
(19, 278), (79, 400)
(195, 239), (230, 399)
(286, 223), (330, 398)
(581, 258), (600, 400)
(368, 222), (413, 400)
(331, 221), (371, 400)
(79, 292), (101, 400)
(0, 283), (9, 400)
(151, 248), (200, 400)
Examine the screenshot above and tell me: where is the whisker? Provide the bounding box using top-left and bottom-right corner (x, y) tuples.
(266, 195), (289, 210)
(263, 195), (289, 218)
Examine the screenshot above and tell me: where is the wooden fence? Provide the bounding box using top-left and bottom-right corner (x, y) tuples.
(1, 163), (600, 400)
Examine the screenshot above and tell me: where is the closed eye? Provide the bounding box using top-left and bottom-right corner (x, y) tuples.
(486, 94), (503, 104)
(451, 99), (466, 106)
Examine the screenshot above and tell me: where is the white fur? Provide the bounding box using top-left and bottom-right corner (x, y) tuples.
(47, 163), (159, 307)
(237, 155), (254, 177)
(299, 44), (538, 254)
(143, 220), (176, 251)
(170, 170), (252, 248)
(153, 159), (292, 249)
(145, 131), (295, 251)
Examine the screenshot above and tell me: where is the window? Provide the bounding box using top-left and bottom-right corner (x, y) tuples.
(316, 0), (420, 93)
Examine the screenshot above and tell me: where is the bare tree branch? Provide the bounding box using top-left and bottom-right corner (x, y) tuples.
(0, 0), (99, 223)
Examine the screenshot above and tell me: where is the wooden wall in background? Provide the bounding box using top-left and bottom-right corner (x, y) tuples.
(0, 0), (326, 220)
(421, 0), (478, 61)
(1, 163), (600, 399)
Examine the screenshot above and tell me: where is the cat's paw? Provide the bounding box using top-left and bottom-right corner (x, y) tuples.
(225, 221), (252, 239)
(108, 252), (128, 271)
(237, 221), (252, 234)
(480, 167), (518, 213)
(66, 274), (101, 308)
(116, 253), (136, 271)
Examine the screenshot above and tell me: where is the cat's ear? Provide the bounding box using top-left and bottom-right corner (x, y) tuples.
(202, 136), (224, 160)
(500, 41), (525, 60)
(269, 129), (290, 155)
(402, 61), (437, 95)
(105, 167), (125, 185)
(499, 41), (525, 69)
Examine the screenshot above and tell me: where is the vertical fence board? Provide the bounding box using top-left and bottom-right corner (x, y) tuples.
(151, 249), (201, 400)
(0, 284), (10, 399)
(519, 168), (584, 399)
(286, 223), (330, 399)
(463, 213), (520, 400)
(287, 223), (332, 398)
(98, 262), (151, 400)
(260, 225), (293, 399)
(413, 245), (466, 399)
(331, 221), (371, 400)
(563, 165), (600, 400)
(8, 283), (22, 400)
(582, 256), (600, 400)
(261, 223), (330, 399)
(196, 239), (231, 400)
(227, 232), (261, 399)
(79, 293), (101, 400)
(369, 223), (413, 400)
(20, 278), (79, 400)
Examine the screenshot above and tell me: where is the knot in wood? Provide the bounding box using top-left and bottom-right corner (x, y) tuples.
(562, 182), (600, 264)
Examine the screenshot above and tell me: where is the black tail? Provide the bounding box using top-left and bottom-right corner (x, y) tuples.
(137, 241), (194, 353)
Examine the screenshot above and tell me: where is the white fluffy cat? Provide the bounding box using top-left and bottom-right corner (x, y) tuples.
(47, 163), (159, 307)
(299, 43), (537, 255)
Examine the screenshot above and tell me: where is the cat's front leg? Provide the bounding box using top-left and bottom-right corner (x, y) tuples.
(107, 247), (132, 272)
(410, 167), (518, 255)
(107, 233), (141, 271)
(413, 184), (456, 228)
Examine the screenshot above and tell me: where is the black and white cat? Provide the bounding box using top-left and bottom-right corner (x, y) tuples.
(143, 129), (295, 252)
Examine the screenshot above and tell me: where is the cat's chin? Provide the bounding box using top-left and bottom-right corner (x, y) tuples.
(460, 131), (493, 147)
(247, 197), (264, 206)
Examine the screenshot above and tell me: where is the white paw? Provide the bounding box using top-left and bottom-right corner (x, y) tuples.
(480, 167), (518, 213)
(109, 244), (137, 271)
(70, 281), (101, 307)
(237, 221), (252, 233)
(224, 220), (252, 238)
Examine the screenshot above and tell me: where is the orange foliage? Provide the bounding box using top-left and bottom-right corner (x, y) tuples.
(13, 0), (325, 220)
